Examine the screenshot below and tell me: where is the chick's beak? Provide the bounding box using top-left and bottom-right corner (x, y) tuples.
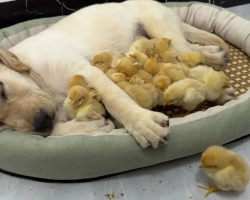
(199, 163), (204, 168)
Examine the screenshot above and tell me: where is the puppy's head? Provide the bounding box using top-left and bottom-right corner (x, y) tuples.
(0, 49), (56, 136)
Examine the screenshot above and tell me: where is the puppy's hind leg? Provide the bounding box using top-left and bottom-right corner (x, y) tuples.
(139, 6), (192, 52)
(182, 23), (230, 68)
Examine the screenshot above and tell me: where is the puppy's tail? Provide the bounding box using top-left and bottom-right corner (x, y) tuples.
(181, 23), (229, 52)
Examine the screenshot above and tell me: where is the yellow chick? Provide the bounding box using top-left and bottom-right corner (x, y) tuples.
(126, 37), (156, 58)
(67, 85), (106, 121)
(152, 74), (171, 91)
(92, 52), (113, 72)
(177, 52), (205, 68)
(129, 52), (153, 83)
(129, 74), (145, 85)
(154, 38), (171, 52)
(109, 72), (156, 109)
(164, 78), (206, 112)
(154, 38), (179, 63)
(158, 63), (187, 83)
(188, 65), (230, 102)
(67, 74), (86, 89)
(143, 58), (161, 76)
(105, 68), (118, 77)
(140, 83), (160, 109)
(115, 56), (139, 77)
(197, 146), (250, 197)
(109, 72), (131, 91)
(129, 52), (149, 67)
(125, 84), (155, 110)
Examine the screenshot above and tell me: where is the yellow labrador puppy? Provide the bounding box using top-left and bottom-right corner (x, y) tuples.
(0, 1), (232, 148)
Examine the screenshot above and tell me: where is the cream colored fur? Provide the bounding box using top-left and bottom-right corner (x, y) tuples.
(0, 0), (232, 148)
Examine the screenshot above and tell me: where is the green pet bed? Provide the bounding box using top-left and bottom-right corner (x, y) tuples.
(0, 2), (250, 180)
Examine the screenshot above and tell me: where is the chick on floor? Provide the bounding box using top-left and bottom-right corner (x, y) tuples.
(197, 146), (250, 197)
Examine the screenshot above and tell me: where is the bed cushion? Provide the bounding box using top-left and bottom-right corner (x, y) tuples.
(0, 2), (250, 180)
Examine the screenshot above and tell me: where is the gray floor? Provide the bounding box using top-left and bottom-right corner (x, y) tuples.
(1, 4), (250, 200)
(227, 4), (250, 20)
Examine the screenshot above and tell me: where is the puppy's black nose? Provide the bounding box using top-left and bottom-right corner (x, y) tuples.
(34, 109), (54, 131)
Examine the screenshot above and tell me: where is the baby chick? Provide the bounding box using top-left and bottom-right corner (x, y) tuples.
(152, 74), (171, 91)
(126, 37), (156, 58)
(197, 146), (250, 197)
(67, 74), (86, 89)
(188, 65), (230, 102)
(158, 63), (187, 83)
(129, 74), (144, 85)
(154, 38), (171, 52)
(177, 52), (205, 68)
(115, 56), (139, 77)
(129, 52), (149, 67)
(109, 72), (156, 109)
(92, 52), (113, 72)
(154, 38), (179, 63)
(164, 78), (206, 112)
(67, 85), (106, 121)
(140, 83), (160, 108)
(143, 58), (161, 76)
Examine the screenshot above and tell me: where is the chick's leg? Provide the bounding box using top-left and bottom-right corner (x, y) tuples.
(197, 182), (221, 197)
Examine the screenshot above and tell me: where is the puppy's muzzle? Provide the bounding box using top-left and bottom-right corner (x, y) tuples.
(33, 109), (55, 132)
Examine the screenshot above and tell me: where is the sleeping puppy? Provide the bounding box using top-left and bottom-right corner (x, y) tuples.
(0, 1), (232, 148)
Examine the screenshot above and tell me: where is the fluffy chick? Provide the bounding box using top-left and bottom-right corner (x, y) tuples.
(152, 74), (171, 91)
(92, 52), (113, 72)
(188, 65), (230, 102)
(154, 38), (179, 63)
(197, 146), (250, 197)
(109, 73), (156, 109)
(67, 75), (86, 89)
(115, 56), (139, 77)
(129, 74), (145, 85)
(129, 52), (149, 67)
(126, 37), (156, 58)
(164, 78), (206, 112)
(143, 58), (161, 76)
(158, 63), (187, 82)
(154, 38), (171, 52)
(65, 85), (106, 121)
(177, 52), (205, 68)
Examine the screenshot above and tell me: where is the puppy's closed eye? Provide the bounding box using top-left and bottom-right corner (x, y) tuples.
(0, 82), (7, 100)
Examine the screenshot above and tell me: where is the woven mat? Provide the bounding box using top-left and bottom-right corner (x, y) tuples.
(154, 43), (250, 118)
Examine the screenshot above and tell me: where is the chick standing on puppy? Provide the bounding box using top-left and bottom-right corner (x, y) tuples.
(197, 146), (250, 197)
(63, 75), (106, 121)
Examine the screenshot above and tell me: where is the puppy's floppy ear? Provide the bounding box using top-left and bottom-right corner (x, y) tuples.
(0, 49), (30, 72)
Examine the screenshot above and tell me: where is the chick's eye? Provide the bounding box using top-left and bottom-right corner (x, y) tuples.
(79, 98), (82, 101)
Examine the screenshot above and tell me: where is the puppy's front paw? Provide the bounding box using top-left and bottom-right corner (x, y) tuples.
(124, 109), (170, 149)
(200, 46), (230, 68)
